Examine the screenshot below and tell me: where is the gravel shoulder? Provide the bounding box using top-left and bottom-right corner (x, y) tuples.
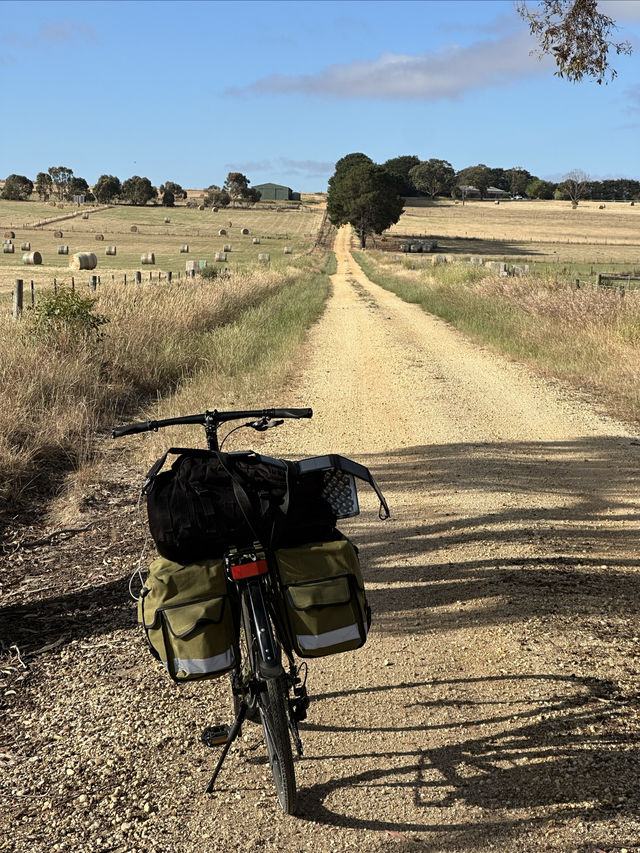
(1, 225), (639, 853)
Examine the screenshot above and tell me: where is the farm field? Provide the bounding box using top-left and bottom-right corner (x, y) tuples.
(381, 198), (640, 276)
(0, 201), (324, 295)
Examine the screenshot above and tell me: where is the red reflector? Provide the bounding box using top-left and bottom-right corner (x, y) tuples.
(230, 559), (268, 580)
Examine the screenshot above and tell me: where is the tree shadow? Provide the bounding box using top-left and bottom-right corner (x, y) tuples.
(295, 673), (639, 851)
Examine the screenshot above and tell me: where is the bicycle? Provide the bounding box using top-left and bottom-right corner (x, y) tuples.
(113, 406), (388, 814)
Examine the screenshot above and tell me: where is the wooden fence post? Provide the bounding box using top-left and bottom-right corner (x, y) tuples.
(149, 271), (152, 281)
(167, 271), (172, 282)
(53, 278), (57, 294)
(71, 276), (75, 291)
(135, 271), (141, 284)
(124, 274), (127, 285)
(90, 275), (97, 291)
(13, 280), (23, 318)
(596, 273), (602, 287)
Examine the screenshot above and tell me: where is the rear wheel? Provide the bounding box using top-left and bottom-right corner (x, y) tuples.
(258, 675), (297, 814)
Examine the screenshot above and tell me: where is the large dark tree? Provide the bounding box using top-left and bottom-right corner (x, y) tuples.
(67, 176), (90, 199)
(1, 174), (33, 201)
(327, 159), (404, 249)
(383, 155), (420, 196)
(409, 159), (456, 198)
(333, 152), (374, 178)
(204, 185), (231, 207)
(121, 175), (156, 206)
(93, 174), (122, 203)
(517, 0), (632, 84)
(505, 167), (533, 196)
(456, 164), (492, 199)
(35, 172), (53, 201)
(526, 178), (556, 199)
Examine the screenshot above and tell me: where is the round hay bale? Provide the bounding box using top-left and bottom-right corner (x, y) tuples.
(223, 244), (232, 252)
(58, 245), (69, 255)
(54, 230), (63, 238)
(57, 203), (64, 209)
(598, 204), (606, 209)
(252, 237), (261, 244)
(4, 231), (15, 239)
(212, 207), (218, 213)
(631, 201), (635, 206)
(69, 252), (97, 271)
(3, 243), (15, 254)
(215, 252), (227, 262)
(241, 228), (249, 235)
(494, 200), (500, 205)
(199, 260), (207, 270)
(258, 253), (270, 262)
(186, 260), (197, 272)
(198, 205), (205, 211)
(130, 225), (138, 233)
(164, 217), (171, 223)
(283, 246), (292, 254)
(141, 252), (155, 265)
(95, 234), (104, 241)
(49, 201), (57, 207)
(180, 245), (189, 253)
(82, 212), (89, 220)
(218, 229), (227, 236)
(21, 242), (30, 251)
(23, 251), (42, 265)
(105, 246), (117, 256)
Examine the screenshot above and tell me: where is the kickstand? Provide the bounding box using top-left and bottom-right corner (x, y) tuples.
(205, 701), (248, 794)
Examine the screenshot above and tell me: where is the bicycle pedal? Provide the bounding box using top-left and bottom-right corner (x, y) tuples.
(201, 725), (231, 747)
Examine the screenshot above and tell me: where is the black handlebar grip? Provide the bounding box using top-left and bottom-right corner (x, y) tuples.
(271, 408), (313, 419)
(112, 421), (156, 438)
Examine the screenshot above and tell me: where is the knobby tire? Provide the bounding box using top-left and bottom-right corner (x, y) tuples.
(259, 675), (297, 814)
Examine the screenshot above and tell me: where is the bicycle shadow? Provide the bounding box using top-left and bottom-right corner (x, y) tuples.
(295, 673), (639, 850)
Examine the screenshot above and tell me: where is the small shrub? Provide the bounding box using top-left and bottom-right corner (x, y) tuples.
(28, 288), (109, 351)
(200, 266), (220, 281)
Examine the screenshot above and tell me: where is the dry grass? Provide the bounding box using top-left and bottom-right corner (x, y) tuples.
(380, 198), (640, 269)
(0, 201), (324, 294)
(355, 249), (640, 425)
(0, 255), (332, 510)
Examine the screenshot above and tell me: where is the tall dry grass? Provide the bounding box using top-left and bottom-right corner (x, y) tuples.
(0, 260), (330, 509)
(354, 251), (640, 424)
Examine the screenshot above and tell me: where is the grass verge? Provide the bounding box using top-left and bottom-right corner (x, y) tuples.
(353, 250), (640, 424)
(0, 252), (333, 512)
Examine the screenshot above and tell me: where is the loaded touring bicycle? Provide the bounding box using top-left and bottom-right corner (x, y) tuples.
(113, 406), (389, 814)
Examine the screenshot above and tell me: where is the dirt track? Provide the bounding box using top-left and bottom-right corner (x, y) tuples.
(2, 225), (639, 852)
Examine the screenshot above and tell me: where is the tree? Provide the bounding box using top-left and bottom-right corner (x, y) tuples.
(456, 164), (492, 199)
(333, 152), (374, 178)
(409, 159), (455, 198)
(162, 190), (175, 207)
(35, 172), (53, 201)
(1, 174), (33, 201)
(203, 185), (231, 207)
(487, 167), (510, 192)
(48, 166), (73, 200)
(505, 167), (533, 197)
(223, 172), (250, 201)
(93, 174), (121, 203)
(560, 168), (590, 204)
(517, 0), (632, 84)
(327, 160), (404, 249)
(67, 176), (90, 199)
(383, 155), (420, 196)
(162, 180), (186, 200)
(121, 175), (156, 206)
(526, 178), (556, 199)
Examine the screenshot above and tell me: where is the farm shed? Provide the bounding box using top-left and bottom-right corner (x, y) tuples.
(253, 183), (301, 201)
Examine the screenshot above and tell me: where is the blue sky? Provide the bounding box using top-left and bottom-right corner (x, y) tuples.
(1, 0), (639, 192)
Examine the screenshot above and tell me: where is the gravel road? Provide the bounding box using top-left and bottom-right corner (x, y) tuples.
(2, 225), (639, 853)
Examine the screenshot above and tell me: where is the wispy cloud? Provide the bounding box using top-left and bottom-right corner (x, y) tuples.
(36, 21), (99, 45)
(231, 31), (552, 101)
(224, 158), (334, 178)
(279, 158), (335, 176)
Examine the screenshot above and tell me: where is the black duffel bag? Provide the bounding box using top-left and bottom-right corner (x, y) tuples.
(143, 449), (339, 563)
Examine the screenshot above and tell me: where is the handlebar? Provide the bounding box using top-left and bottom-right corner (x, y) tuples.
(112, 407), (312, 439)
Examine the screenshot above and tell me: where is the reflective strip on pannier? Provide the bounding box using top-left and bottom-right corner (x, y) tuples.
(274, 539), (370, 658)
(138, 558), (239, 682)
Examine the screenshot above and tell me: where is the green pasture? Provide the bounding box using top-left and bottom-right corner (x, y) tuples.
(0, 201), (324, 292)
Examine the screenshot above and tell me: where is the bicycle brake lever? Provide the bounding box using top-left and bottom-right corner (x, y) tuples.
(250, 418), (284, 432)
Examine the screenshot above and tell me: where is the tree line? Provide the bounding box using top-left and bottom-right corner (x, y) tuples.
(0, 167), (262, 207)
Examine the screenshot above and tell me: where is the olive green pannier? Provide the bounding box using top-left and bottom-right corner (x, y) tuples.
(138, 557), (239, 682)
(274, 538), (370, 658)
